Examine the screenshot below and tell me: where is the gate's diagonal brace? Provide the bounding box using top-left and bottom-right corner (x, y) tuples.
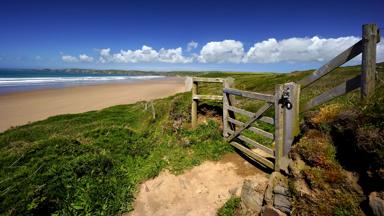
(226, 103), (273, 142)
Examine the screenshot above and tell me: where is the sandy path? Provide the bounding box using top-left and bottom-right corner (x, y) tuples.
(126, 153), (268, 216)
(0, 77), (186, 132)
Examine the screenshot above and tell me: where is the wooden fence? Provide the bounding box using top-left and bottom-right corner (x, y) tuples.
(299, 23), (380, 112)
(191, 77), (234, 128)
(190, 24), (380, 171)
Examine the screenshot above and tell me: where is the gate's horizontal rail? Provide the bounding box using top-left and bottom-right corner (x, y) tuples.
(223, 88), (275, 102)
(225, 104), (274, 125)
(301, 75), (361, 112)
(227, 117), (274, 139)
(192, 77), (224, 83)
(193, 95), (223, 100)
(229, 141), (274, 169)
(226, 103), (273, 142)
(227, 129), (274, 155)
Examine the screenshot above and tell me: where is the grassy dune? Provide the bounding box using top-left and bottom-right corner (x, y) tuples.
(0, 63), (382, 215)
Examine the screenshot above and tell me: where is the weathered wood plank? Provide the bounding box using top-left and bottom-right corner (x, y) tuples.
(229, 141), (274, 169)
(223, 78), (236, 137)
(226, 103), (272, 142)
(192, 77), (224, 83)
(298, 40), (363, 88)
(274, 84), (284, 171)
(225, 105), (274, 125)
(361, 24), (378, 99)
(260, 116), (274, 125)
(225, 104), (254, 117)
(227, 129), (274, 155)
(283, 82), (300, 156)
(301, 75), (361, 112)
(191, 81), (198, 128)
(237, 135), (274, 156)
(223, 88), (275, 102)
(227, 117), (274, 139)
(193, 95), (223, 100)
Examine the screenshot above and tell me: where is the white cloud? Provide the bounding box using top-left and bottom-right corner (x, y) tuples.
(79, 54), (94, 62)
(62, 55), (78, 63)
(377, 38), (384, 62)
(245, 36), (362, 63)
(62, 54), (94, 63)
(62, 36), (384, 65)
(187, 41), (198, 52)
(35, 56), (42, 60)
(198, 40), (244, 63)
(98, 46), (192, 64)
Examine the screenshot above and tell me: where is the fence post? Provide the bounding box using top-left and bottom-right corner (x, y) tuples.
(191, 79), (198, 128)
(283, 82), (300, 156)
(361, 23), (379, 99)
(223, 77), (235, 137)
(274, 84), (284, 171)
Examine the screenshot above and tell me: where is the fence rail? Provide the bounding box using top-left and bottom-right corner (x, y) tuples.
(191, 77), (234, 128)
(189, 23), (380, 172)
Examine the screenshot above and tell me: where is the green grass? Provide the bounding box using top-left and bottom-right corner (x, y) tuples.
(216, 197), (241, 216)
(0, 93), (232, 215)
(0, 63), (382, 215)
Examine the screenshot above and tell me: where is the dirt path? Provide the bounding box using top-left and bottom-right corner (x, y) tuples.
(126, 153), (268, 216)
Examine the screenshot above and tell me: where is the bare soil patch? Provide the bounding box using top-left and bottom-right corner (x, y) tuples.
(126, 153), (268, 216)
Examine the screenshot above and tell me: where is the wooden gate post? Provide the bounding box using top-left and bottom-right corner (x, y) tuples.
(191, 79), (198, 128)
(223, 77), (235, 136)
(283, 82), (300, 156)
(361, 23), (379, 99)
(274, 84), (284, 171)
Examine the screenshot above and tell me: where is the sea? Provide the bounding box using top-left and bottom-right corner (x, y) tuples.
(0, 69), (164, 94)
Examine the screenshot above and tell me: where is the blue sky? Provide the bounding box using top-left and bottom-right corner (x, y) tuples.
(0, 0), (383, 72)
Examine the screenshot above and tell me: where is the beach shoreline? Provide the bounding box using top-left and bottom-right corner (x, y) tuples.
(0, 76), (186, 132)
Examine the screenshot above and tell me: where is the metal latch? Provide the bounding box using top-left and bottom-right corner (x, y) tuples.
(279, 87), (292, 110)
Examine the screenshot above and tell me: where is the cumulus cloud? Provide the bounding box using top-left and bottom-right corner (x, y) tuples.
(245, 36), (362, 63)
(62, 55), (78, 63)
(187, 41), (198, 51)
(198, 40), (244, 63)
(62, 54), (94, 63)
(79, 54), (94, 62)
(98, 46), (192, 64)
(62, 36), (383, 65)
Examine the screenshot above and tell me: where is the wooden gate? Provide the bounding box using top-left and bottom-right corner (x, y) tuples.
(223, 83), (300, 171)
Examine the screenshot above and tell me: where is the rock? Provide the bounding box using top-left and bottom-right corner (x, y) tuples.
(239, 178), (268, 215)
(274, 194), (291, 214)
(369, 191), (384, 216)
(262, 206), (287, 216)
(264, 172), (286, 206)
(273, 185), (290, 196)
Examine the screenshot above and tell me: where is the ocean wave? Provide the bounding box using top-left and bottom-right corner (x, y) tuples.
(0, 76), (164, 86)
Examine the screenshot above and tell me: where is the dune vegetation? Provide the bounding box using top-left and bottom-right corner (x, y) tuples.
(0, 63), (383, 215)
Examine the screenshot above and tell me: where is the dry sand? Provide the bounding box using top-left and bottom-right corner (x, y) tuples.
(0, 77), (186, 132)
(126, 153), (268, 216)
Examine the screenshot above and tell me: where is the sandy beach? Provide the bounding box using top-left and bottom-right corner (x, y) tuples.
(0, 77), (186, 132)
